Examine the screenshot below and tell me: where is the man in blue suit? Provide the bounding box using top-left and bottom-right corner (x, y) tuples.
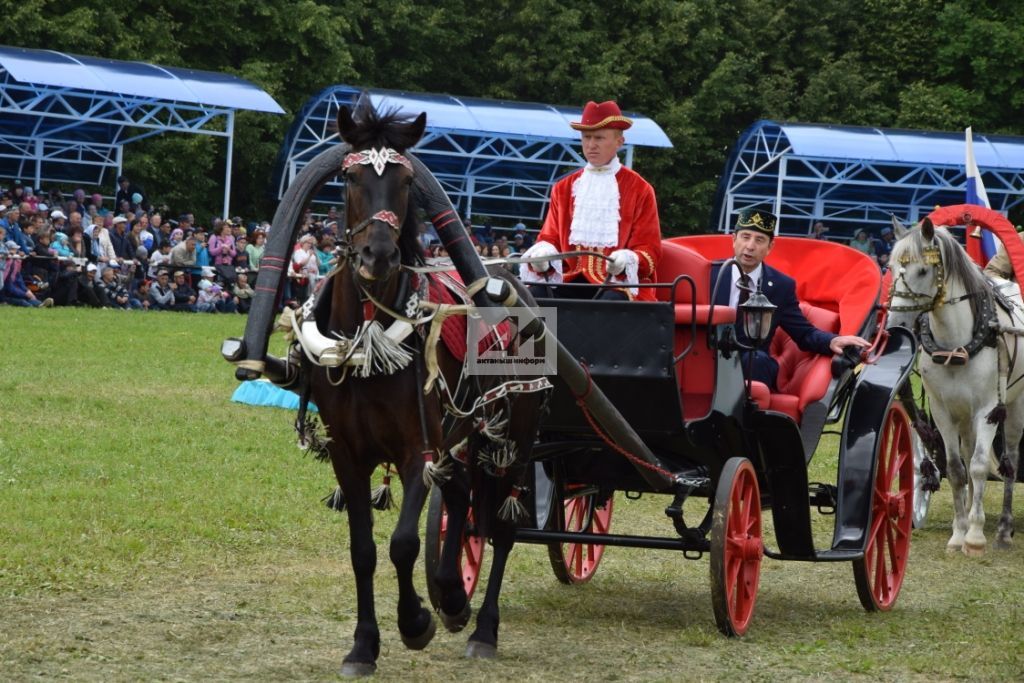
(712, 209), (869, 390)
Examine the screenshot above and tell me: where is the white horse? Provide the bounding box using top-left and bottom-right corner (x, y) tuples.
(888, 218), (1024, 554)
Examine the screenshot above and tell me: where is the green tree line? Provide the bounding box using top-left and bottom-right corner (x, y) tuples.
(7, 0), (1024, 232)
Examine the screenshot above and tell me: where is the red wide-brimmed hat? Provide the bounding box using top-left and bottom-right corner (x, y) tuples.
(570, 101), (633, 131)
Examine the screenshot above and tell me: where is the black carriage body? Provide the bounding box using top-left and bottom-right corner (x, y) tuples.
(529, 286), (916, 562)
(535, 297), (747, 492)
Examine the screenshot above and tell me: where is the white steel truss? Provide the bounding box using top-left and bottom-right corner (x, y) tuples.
(716, 121), (1024, 237)
(0, 65), (237, 214)
(276, 86), (651, 224)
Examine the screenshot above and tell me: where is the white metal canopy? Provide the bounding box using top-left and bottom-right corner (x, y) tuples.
(273, 85), (672, 223)
(715, 120), (1024, 237)
(0, 45), (284, 216)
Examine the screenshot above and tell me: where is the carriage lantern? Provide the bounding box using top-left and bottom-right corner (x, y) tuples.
(739, 288), (777, 346)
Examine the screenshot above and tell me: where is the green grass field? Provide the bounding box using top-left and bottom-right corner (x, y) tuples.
(2, 307), (1022, 681)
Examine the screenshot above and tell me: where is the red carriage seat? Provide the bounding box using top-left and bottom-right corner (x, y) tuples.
(655, 242), (734, 420)
(661, 235), (881, 424)
(747, 302), (840, 421)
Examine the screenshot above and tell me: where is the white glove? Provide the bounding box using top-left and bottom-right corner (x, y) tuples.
(524, 241), (557, 273)
(608, 249), (635, 276)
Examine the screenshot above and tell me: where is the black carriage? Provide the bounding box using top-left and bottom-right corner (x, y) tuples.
(427, 234), (917, 636)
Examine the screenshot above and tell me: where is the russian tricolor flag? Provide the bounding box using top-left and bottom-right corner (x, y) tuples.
(965, 127), (997, 262)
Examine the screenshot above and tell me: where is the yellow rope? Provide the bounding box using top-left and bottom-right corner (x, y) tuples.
(420, 300), (472, 392)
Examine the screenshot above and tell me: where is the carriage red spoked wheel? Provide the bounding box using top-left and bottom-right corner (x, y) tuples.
(546, 485), (614, 584)
(854, 402), (914, 612)
(710, 457), (762, 637)
(424, 486), (485, 611)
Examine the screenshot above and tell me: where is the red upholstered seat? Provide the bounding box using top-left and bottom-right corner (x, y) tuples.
(760, 302), (840, 421)
(655, 241), (710, 304)
(656, 242), (718, 420)
(663, 235), (879, 424)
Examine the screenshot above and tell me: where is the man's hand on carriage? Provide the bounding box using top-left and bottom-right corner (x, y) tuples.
(829, 334), (871, 356)
(523, 241), (558, 274)
(608, 249), (637, 277)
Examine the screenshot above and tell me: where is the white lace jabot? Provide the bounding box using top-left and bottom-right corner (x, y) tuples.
(568, 157), (621, 248)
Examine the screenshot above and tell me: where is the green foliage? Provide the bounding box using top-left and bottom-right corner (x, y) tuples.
(7, 0), (1024, 231)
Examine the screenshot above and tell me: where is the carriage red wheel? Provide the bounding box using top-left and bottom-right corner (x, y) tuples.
(710, 457), (762, 637)
(424, 486), (485, 611)
(546, 485), (614, 584)
(854, 402), (913, 611)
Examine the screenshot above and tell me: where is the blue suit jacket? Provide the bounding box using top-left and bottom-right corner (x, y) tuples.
(711, 262), (835, 355)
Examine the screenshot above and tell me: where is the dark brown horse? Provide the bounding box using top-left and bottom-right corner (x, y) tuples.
(313, 98), (545, 675)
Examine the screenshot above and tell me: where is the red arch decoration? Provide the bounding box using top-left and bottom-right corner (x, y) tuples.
(926, 204), (1024, 281)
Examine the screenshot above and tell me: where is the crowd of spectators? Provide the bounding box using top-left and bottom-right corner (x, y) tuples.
(0, 177), (270, 312)
(420, 217), (533, 263)
(808, 220), (896, 273)
(0, 180), (544, 313)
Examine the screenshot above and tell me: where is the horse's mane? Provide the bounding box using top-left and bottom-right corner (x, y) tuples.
(343, 98), (424, 152)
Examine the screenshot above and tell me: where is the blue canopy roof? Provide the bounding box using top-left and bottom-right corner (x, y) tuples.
(274, 85), (672, 222)
(352, 89), (671, 147)
(779, 122), (1024, 169)
(0, 46), (284, 114)
(0, 45), (284, 216)
(713, 120), (1024, 236)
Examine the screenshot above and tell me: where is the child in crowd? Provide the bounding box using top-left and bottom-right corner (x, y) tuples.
(195, 279), (218, 313)
(316, 235), (335, 276)
(233, 272), (254, 314)
(149, 242), (172, 277)
(233, 236), (251, 271)
(246, 229), (266, 270)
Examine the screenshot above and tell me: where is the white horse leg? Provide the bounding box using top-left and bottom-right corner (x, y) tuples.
(995, 407), (1023, 549)
(964, 418), (999, 556)
(931, 405), (969, 551)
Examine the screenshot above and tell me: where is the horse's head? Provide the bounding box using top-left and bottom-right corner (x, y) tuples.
(337, 98), (426, 285)
(888, 216), (987, 329)
(887, 217), (944, 328)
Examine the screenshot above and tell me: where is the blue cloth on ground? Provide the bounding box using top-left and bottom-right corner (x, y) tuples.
(231, 379), (318, 412)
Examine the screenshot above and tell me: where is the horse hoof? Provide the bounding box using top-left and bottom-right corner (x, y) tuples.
(994, 538), (1013, 551)
(440, 601), (472, 633)
(340, 660), (377, 677)
(962, 542), (986, 557)
(401, 612), (437, 651)
(465, 640), (497, 659)
(945, 543), (962, 554)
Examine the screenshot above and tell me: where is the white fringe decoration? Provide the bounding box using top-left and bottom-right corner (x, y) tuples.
(370, 475), (394, 511)
(423, 449), (453, 489)
(478, 410), (509, 441)
(355, 320), (414, 377)
(478, 440), (518, 474)
(498, 488), (528, 524)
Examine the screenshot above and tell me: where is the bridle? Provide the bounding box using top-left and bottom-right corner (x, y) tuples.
(888, 236), (999, 362)
(335, 145), (421, 322)
(340, 147), (413, 244)
(888, 241), (977, 313)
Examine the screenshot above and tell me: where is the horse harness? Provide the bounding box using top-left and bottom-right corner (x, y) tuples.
(286, 145), (550, 416)
(889, 241), (1001, 366)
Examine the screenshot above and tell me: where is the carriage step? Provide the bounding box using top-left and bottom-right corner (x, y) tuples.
(808, 482), (837, 514)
